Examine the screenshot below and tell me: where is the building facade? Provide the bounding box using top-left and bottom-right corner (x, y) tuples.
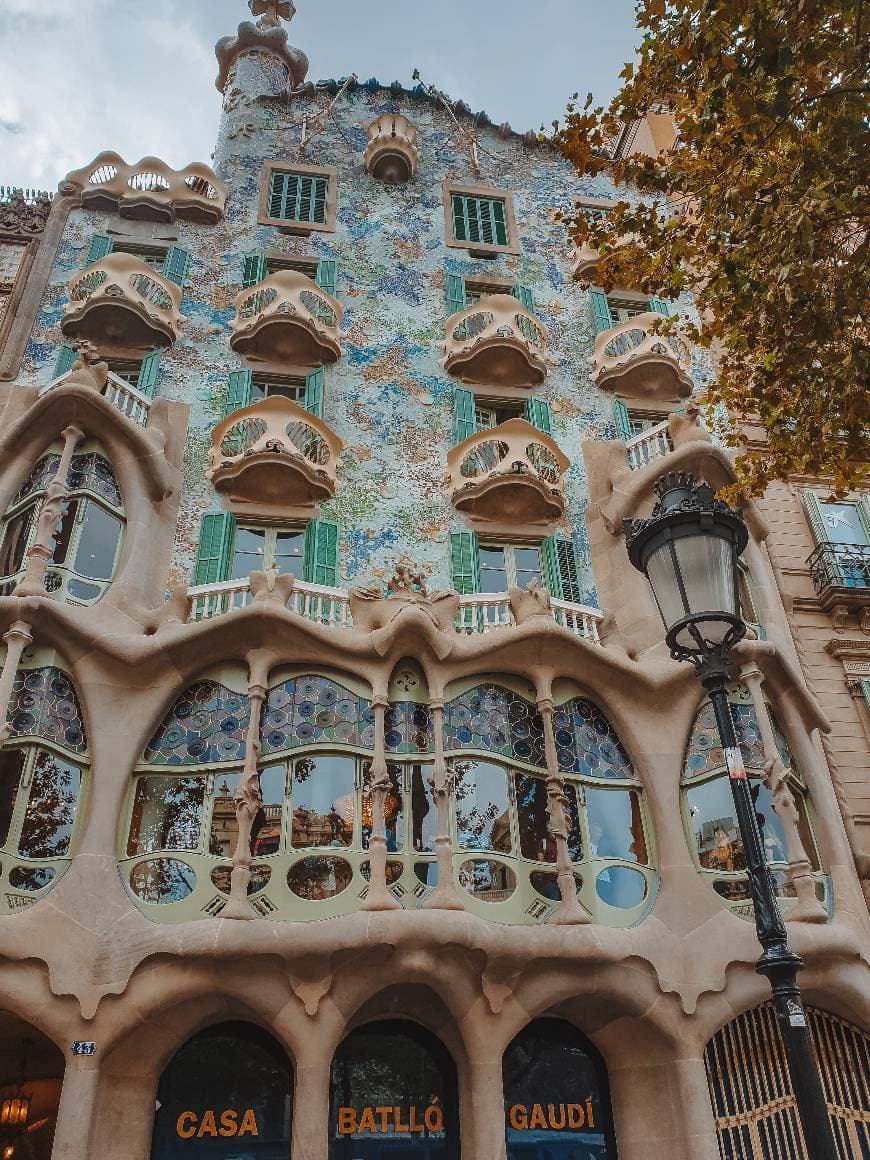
(0, 4), (867, 1159)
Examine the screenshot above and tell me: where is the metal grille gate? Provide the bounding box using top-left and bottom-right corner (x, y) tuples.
(705, 1003), (870, 1158)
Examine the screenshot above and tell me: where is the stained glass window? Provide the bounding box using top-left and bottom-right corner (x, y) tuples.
(260, 675), (373, 755)
(444, 684), (547, 768)
(143, 681), (250, 765)
(384, 701), (434, 753)
(6, 667), (87, 755)
(683, 689), (794, 781)
(553, 697), (636, 779)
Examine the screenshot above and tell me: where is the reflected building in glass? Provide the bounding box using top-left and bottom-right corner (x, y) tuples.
(0, 3), (867, 1159)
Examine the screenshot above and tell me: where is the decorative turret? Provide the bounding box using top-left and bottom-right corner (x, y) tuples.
(215, 0), (309, 100)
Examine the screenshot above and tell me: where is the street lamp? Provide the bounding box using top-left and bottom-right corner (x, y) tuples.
(624, 471), (837, 1160)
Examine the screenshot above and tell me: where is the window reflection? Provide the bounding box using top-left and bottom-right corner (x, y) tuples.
(687, 775), (794, 871)
(292, 755), (354, 848)
(459, 858), (516, 902)
(127, 775), (204, 856)
(515, 772), (582, 862)
(411, 763), (436, 851)
(18, 751), (81, 857)
(454, 760), (511, 853)
(586, 787), (647, 864)
(252, 764), (284, 856)
(287, 855), (353, 900)
(0, 748), (24, 847)
(361, 762), (403, 852)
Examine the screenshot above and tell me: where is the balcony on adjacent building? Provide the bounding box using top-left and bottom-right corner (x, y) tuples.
(589, 311), (692, 399)
(62, 253), (183, 355)
(807, 542), (870, 612)
(229, 271), (343, 366)
(207, 396), (343, 509)
(65, 152), (227, 224)
(443, 294), (548, 388)
(363, 114), (419, 183)
(446, 418), (568, 526)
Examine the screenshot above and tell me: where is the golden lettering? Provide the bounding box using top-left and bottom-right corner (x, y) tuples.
(529, 1103), (546, 1129)
(568, 1103), (585, 1129)
(394, 1106), (409, 1133)
(375, 1107), (391, 1133)
(586, 1097), (594, 1127)
(509, 1104), (528, 1130)
(424, 1103), (444, 1133)
(338, 1107), (357, 1135)
(409, 1105), (424, 1133)
(358, 1107), (377, 1133)
(238, 1108), (259, 1137)
(219, 1110), (238, 1137)
(176, 1112), (197, 1140)
(548, 1103), (567, 1130)
(197, 1110), (218, 1138)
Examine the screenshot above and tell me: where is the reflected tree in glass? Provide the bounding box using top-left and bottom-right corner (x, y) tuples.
(18, 751), (81, 858)
(454, 760), (511, 854)
(127, 775), (205, 856)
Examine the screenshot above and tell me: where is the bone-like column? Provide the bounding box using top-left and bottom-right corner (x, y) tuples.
(17, 425), (84, 597)
(539, 697), (591, 924)
(360, 695), (401, 911)
(422, 699), (463, 910)
(0, 621), (33, 746)
(740, 662), (827, 923)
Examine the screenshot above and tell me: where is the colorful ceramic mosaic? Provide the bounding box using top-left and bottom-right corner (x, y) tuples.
(6, 667), (88, 755)
(384, 701), (434, 754)
(553, 697), (636, 779)
(259, 675), (373, 755)
(68, 452), (123, 509)
(12, 455), (60, 505)
(444, 684), (547, 768)
(143, 681), (250, 765)
(683, 696), (794, 781)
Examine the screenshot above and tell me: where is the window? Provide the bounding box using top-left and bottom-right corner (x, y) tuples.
(479, 543), (543, 594)
(231, 525), (305, 581)
(0, 451), (125, 604)
(264, 254), (320, 278)
(451, 531), (583, 606)
(444, 183), (519, 255)
(82, 234), (190, 287)
(627, 409), (669, 437)
(474, 401), (523, 430)
(803, 492), (870, 592)
(111, 241), (167, 270)
(258, 163), (337, 232)
(579, 203), (613, 225)
(192, 514), (339, 589)
(606, 296), (647, 325)
(250, 374), (305, 404)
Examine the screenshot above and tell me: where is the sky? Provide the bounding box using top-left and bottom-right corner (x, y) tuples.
(0, 0), (641, 192)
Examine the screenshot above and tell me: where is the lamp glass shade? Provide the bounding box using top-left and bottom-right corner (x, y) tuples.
(645, 529), (738, 645)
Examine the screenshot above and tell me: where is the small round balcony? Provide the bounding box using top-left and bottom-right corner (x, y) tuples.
(229, 271), (343, 367)
(61, 252), (184, 356)
(446, 418), (568, 526)
(363, 113), (419, 184)
(589, 311), (692, 400)
(443, 294), (548, 389)
(207, 396), (343, 509)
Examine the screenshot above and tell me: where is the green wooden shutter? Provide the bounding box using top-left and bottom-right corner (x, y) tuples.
(542, 536), (582, 604)
(801, 490), (828, 545)
(453, 387), (477, 445)
(611, 398), (633, 441)
(511, 285), (535, 312)
(193, 512), (235, 585)
(224, 369), (252, 417)
(53, 345), (77, 378)
(446, 273), (467, 316)
(137, 350), (161, 398)
(589, 290), (613, 334)
(86, 234), (113, 264)
(242, 254), (267, 288)
(304, 519), (339, 587)
(316, 258), (338, 297)
(524, 397), (553, 435)
(269, 172), (329, 224)
(648, 297), (670, 316)
(303, 368), (324, 418)
(861, 679), (870, 712)
(162, 246), (190, 287)
(449, 531), (480, 595)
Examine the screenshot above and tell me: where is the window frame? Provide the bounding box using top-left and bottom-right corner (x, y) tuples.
(0, 740), (86, 875)
(257, 162), (338, 234)
(478, 541), (545, 594)
(443, 181), (520, 256)
(230, 522), (307, 581)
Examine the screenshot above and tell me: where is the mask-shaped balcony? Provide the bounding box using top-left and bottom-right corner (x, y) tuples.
(61, 253), (184, 355)
(66, 152), (227, 224)
(229, 271), (343, 367)
(589, 311), (692, 399)
(446, 418), (568, 526)
(207, 396), (343, 509)
(363, 113), (419, 183)
(443, 294), (548, 389)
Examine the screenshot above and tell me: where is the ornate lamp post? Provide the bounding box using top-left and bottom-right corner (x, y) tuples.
(624, 472), (837, 1160)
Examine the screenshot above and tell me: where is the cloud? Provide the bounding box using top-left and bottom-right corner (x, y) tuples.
(0, 118), (24, 134)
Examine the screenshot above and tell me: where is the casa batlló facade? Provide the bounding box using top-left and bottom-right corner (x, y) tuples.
(0, 3), (867, 1159)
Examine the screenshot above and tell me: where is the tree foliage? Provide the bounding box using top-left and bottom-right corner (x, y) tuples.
(555, 0), (868, 496)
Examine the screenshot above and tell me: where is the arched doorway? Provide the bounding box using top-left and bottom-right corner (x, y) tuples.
(0, 1012), (64, 1160)
(329, 1019), (460, 1158)
(149, 1021), (293, 1159)
(503, 1019), (617, 1159)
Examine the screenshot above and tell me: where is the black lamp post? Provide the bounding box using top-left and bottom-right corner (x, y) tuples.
(624, 471), (837, 1160)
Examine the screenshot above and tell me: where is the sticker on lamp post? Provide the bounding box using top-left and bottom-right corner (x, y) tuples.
(724, 746), (747, 780)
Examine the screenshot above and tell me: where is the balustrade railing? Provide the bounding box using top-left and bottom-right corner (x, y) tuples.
(229, 271), (343, 365)
(62, 252), (183, 347)
(39, 371), (151, 428)
(443, 293), (549, 387)
(64, 152), (226, 223)
(624, 420), (674, 469)
(589, 311), (692, 395)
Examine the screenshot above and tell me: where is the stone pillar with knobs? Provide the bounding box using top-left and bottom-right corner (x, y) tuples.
(16, 424), (83, 598)
(0, 620), (33, 744)
(422, 698), (464, 910)
(361, 695), (401, 911)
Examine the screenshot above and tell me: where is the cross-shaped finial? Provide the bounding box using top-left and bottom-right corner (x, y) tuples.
(248, 0), (295, 29)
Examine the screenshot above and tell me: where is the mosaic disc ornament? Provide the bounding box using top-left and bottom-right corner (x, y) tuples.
(444, 684), (546, 768)
(12, 455), (60, 505)
(260, 675), (372, 755)
(143, 682), (249, 765)
(683, 694), (790, 781)
(384, 702), (434, 754)
(6, 667), (87, 754)
(553, 698), (635, 779)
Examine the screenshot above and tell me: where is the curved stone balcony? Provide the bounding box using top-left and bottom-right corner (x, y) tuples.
(443, 294), (548, 388)
(61, 253), (183, 355)
(446, 418), (568, 526)
(363, 113), (419, 183)
(207, 396), (343, 508)
(65, 151), (227, 224)
(589, 311), (692, 399)
(229, 271), (343, 367)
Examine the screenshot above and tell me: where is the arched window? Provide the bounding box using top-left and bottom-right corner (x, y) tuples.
(329, 1020), (459, 1159)
(682, 685), (827, 919)
(503, 1019), (618, 1158)
(1, 665), (88, 913)
(0, 1010), (66, 1160)
(705, 1003), (869, 1158)
(121, 673), (653, 925)
(149, 1021), (293, 1158)
(0, 448), (125, 604)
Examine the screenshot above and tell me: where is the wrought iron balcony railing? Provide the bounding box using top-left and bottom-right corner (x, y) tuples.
(807, 541), (870, 608)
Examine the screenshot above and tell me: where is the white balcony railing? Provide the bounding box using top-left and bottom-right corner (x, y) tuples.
(624, 420), (674, 470)
(186, 578), (603, 642)
(39, 371), (151, 428)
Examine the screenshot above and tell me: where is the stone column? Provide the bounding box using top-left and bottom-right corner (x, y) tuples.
(222, 651), (270, 920)
(0, 620), (32, 743)
(423, 698), (463, 911)
(290, 1056), (330, 1160)
(465, 1055), (507, 1160)
(609, 1049), (720, 1160)
(17, 424), (83, 597)
(360, 696), (401, 911)
(740, 662), (827, 923)
(50, 1061), (101, 1160)
(538, 697), (590, 924)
